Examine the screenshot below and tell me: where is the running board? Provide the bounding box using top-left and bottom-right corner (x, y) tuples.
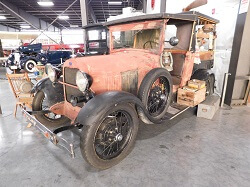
(23, 110), (76, 158)
(168, 106), (190, 120)
(163, 103), (191, 120)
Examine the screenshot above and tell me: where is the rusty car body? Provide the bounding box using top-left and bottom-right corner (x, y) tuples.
(27, 11), (219, 169)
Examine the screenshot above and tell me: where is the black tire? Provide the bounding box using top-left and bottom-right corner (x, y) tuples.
(80, 103), (139, 170)
(32, 90), (70, 126)
(191, 70), (215, 96)
(205, 73), (215, 96)
(24, 59), (37, 73)
(138, 68), (173, 120)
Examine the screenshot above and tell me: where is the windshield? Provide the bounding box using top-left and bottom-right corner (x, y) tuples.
(87, 29), (106, 41)
(112, 28), (161, 53)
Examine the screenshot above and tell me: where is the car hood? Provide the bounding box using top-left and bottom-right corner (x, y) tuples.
(63, 49), (160, 75)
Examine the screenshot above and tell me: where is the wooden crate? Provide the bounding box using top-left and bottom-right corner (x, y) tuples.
(177, 87), (206, 107)
(188, 79), (206, 90)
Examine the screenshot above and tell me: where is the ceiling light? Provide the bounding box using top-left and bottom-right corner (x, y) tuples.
(58, 15), (69, 20)
(20, 25), (31, 29)
(108, 1), (122, 5)
(37, 1), (54, 6)
(0, 15), (6, 20)
(70, 25), (79, 28)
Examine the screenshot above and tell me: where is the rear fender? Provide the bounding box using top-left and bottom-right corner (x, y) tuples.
(76, 91), (163, 126)
(191, 69), (209, 80)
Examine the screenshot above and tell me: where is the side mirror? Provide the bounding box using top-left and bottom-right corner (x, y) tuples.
(168, 37), (179, 46)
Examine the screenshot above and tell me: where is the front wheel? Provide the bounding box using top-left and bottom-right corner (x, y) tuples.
(32, 90), (70, 126)
(24, 59), (37, 73)
(80, 103), (139, 170)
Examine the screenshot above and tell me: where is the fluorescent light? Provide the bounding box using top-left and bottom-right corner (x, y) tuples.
(108, 1), (122, 5)
(58, 15), (69, 20)
(0, 15), (6, 20)
(70, 24), (79, 28)
(37, 1), (54, 6)
(20, 25), (31, 29)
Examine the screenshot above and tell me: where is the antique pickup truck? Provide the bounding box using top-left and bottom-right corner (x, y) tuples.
(25, 11), (218, 169)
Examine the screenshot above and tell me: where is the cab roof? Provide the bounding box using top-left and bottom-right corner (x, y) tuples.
(104, 11), (219, 27)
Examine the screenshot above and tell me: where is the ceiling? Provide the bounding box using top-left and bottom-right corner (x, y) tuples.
(0, 0), (142, 30)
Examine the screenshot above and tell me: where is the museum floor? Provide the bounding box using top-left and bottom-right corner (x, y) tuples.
(0, 67), (250, 187)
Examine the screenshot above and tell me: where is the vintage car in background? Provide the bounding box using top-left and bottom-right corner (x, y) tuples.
(6, 43), (72, 73)
(84, 23), (109, 55)
(26, 11), (219, 169)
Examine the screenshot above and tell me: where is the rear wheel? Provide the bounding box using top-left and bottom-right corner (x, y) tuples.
(80, 103), (139, 170)
(24, 59), (36, 73)
(205, 73), (215, 96)
(138, 68), (173, 120)
(32, 90), (70, 126)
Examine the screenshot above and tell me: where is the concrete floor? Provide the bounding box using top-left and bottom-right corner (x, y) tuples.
(0, 67), (250, 187)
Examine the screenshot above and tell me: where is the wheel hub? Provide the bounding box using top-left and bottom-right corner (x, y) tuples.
(115, 133), (123, 142)
(28, 63), (34, 69)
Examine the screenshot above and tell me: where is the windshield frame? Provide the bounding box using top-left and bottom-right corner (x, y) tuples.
(108, 19), (165, 55)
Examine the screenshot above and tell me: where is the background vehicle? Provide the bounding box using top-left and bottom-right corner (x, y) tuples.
(84, 23), (109, 55)
(6, 43), (72, 73)
(27, 11), (218, 170)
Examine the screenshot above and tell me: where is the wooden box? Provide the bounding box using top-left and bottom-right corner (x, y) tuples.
(177, 87), (206, 107)
(188, 79), (206, 90)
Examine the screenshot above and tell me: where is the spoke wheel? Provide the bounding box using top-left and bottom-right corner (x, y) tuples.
(146, 77), (169, 117)
(41, 96), (62, 120)
(32, 91), (70, 126)
(138, 68), (173, 121)
(94, 110), (133, 160)
(80, 103), (139, 170)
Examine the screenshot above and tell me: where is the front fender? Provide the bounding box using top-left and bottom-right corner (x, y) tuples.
(76, 91), (164, 126)
(31, 78), (64, 107)
(31, 77), (49, 94)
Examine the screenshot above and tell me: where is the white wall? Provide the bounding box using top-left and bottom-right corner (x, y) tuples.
(147, 0), (240, 95)
(2, 29), (84, 49)
(61, 29), (84, 44)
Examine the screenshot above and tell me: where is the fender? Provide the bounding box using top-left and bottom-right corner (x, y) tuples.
(76, 91), (165, 126)
(20, 56), (38, 68)
(31, 77), (49, 94)
(31, 78), (64, 107)
(191, 69), (209, 80)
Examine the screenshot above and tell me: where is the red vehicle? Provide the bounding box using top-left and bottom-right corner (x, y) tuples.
(26, 11), (218, 169)
(42, 43), (84, 53)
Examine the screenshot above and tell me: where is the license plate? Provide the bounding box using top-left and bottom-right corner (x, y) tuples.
(10, 66), (18, 69)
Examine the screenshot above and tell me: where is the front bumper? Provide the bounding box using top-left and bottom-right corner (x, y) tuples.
(23, 109), (76, 158)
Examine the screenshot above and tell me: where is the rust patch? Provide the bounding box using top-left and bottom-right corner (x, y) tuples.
(121, 70), (138, 95)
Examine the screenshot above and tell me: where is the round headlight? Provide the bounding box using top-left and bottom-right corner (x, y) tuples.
(46, 65), (57, 82)
(76, 71), (89, 92)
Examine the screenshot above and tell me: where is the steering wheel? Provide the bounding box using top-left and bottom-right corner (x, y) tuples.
(143, 41), (159, 49)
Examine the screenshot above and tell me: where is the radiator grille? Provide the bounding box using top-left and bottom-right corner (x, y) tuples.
(64, 67), (83, 105)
